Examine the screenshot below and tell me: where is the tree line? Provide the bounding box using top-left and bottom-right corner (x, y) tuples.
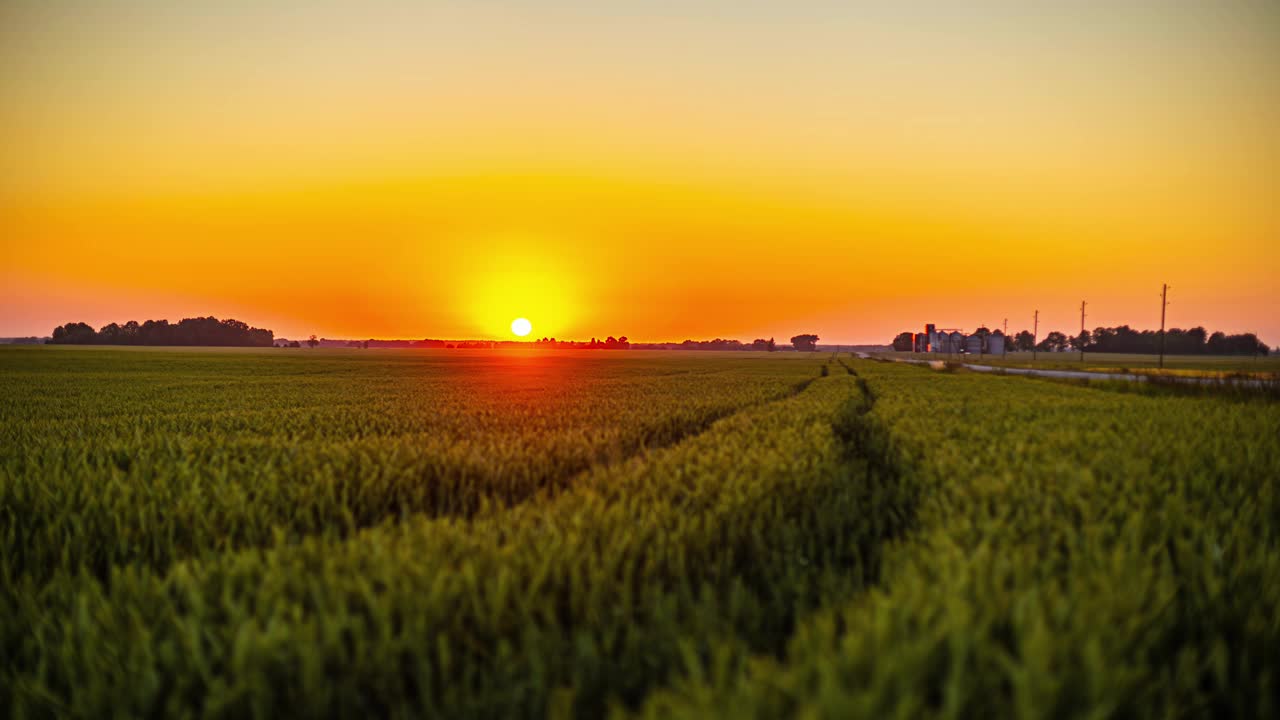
(893, 325), (1268, 355)
(1076, 325), (1267, 355)
(39, 321), (832, 352)
(632, 338), (765, 351)
(534, 336), (633, 349)
(48, 317), (275, 347)
(630, 335), (820, 351)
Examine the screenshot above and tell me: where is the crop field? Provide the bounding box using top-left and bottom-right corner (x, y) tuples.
(878, 351), (1280, 379)
(2, 346), (1278, 718)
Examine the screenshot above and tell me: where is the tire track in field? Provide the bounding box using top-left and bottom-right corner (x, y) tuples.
(831, 363), (917, 551)
(424, 372), (826, 521)
(541, 369), (917, 713)
(535, 372), (822, 503)
(835, 355), (857, 375)
(297, 371), (828, 527)
(369, 370), (827, 524)
(622, 362), (919, 712)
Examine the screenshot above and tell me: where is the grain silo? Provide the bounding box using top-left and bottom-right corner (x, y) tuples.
(949, 331), (964, 354)
(966, 334), (983, 355)
(988, 331), (1005, 355)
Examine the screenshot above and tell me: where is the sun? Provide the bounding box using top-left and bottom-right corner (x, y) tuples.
(511, 317), (532, 337)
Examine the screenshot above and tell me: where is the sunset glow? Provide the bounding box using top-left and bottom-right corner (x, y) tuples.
(1, 1), (1277, 343)
(511, 318), (533, 337)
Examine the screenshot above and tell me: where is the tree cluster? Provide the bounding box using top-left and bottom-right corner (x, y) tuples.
(1073, 325), (1267, 355)
(678, 338), (752, 351)
(49, 317), (274, 347)
(589, 336), (630, 349)
(1026, 326), (1270, 355)
(790, 334), (819, 352)
(751, 338), (778, 352)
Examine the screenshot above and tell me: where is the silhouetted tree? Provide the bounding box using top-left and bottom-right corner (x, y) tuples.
(1037, 331), (1069, 352)
(140, 319), (172, 345)
(891, 332), (914, 351)
(49, 322), (97, 344)
(307, 335), (319, 349)
(122, 320), (141, 344)
(790, 334), (819, 352)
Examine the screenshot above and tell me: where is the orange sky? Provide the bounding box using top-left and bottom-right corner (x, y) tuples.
(2, 1), (1277, 343)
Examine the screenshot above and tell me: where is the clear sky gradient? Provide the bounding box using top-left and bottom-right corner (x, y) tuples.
(2, 1), (1277, 343)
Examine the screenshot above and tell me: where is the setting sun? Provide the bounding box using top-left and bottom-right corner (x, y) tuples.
(511, 318), (532, 337)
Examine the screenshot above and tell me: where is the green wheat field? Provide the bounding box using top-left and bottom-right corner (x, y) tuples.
(2, 346), (1277, 718)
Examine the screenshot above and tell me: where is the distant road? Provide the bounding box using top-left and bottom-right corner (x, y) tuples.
(853, 353), (1275, 390)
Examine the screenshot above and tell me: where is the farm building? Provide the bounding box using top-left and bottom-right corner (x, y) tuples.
(914, 325), (1007, 355)
(913, 324), (935, 352)
(913, 324), (936, 352)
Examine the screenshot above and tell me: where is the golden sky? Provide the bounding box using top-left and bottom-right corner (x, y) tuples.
(2, 1), (1277, 343)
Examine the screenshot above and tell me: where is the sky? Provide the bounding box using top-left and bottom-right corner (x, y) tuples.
(2, 0), (1277, 344)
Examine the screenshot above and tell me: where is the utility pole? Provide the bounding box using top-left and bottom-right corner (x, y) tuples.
(1032, 310), (1039, 362)
(1003, 318), (1008, 358)
(1158, 284), (1169, 369)
(1080, 300), (1087, 363)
